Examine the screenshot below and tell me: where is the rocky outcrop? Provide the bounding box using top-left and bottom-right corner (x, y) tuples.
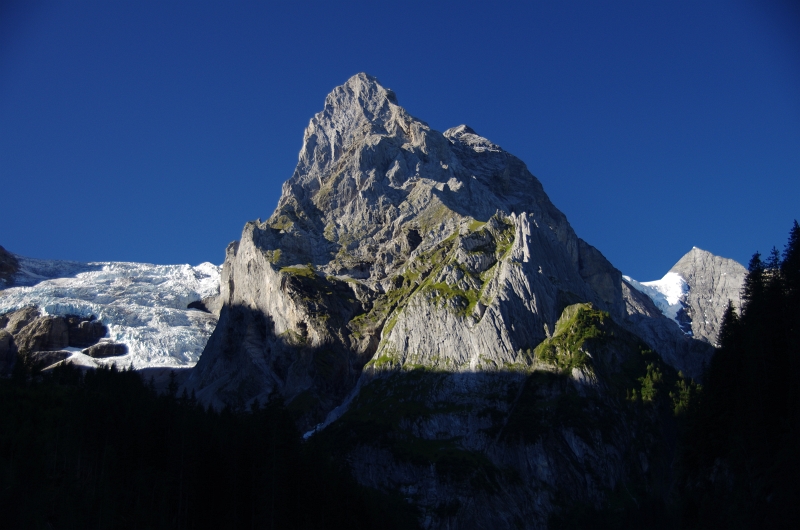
(0, 306), (40, 334)
(321, 303), (690, 529)
(187, 74), (715, 528)
(82, 341), (128, 358)
(190, 73), (707, 411)
(65, 315), (107, 348)
(14, 314), (70, 353)
(0, 245), (19, 287)
(0, 307), (112, 374)
(188, 73), (638, 416)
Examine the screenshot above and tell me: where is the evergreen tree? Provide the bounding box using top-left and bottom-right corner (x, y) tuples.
(716, 300), (740, 350)
(741, 251), (765, 313)
(781, 220), (800, 298)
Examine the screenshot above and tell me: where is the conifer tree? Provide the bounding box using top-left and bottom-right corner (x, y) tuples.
(742, 251), (765, 313)
(716, 300), (740, 350)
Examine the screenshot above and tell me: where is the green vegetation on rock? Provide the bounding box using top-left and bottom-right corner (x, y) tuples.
(533, 303), (606, 373)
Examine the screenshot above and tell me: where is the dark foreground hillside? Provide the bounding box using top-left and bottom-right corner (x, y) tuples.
(0, 361), (418, 530)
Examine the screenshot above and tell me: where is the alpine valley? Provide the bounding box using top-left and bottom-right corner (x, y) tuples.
(1, 75), (758, 528)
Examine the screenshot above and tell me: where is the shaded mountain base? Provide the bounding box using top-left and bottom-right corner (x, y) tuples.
(311, 304), (699, 529)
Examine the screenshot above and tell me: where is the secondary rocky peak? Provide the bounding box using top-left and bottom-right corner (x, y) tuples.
(626, 247), (747, 347)
(444, 124), (501, 152)
(669, 246), (747, 344)
(670, 246), (739, 279)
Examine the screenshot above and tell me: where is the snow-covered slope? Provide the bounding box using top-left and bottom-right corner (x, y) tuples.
(0, 253), (221, 369)
(624, 272), (690, 332)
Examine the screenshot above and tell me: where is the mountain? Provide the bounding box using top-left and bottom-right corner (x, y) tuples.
(0, 250), (221, 375)
(625, 247), (747, 346)
(184, 74), (716, 527)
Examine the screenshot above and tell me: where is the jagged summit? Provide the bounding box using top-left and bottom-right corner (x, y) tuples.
(668, 247), (747, 344)
(261, 73), (587, 293)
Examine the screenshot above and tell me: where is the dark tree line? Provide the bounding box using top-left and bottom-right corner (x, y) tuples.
(0, 362), (418, 530)
(678, 221), (800, 529)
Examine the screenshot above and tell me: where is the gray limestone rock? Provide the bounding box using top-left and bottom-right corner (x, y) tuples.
(188, 73), (638, 418)
(0, 245), (19, 287)
(669, 247), (747, 345)
(190, 73), (703, 414)
(626, 247), (747, 348)
(14, 315), (69, 354)
(0, 306), (40, 334)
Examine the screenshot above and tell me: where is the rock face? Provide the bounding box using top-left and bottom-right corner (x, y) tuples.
(0, 245), (19, 287)
(626, 247), (747, 346)
(187, 74), (714, 528)
(0, 307), (112, 374)
(667, 247), (747, 344)
(82, 341), (128, 358)
(66, 315), (107, 348)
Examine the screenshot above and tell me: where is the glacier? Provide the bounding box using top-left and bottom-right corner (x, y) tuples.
(0, 254), (220, 369)
(623, 272), (688, 324)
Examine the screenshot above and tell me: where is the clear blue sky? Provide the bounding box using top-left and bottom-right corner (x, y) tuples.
(2, 0), (798, 280)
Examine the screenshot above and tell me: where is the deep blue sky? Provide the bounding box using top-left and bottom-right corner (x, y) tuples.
(2, 0), (798, 280)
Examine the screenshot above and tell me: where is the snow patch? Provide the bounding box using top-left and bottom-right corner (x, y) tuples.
(624, 271), (689, 323)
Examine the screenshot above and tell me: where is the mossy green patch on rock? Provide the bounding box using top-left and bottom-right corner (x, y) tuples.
(533, 303), (607, 373)
(348, 237), (458, 344)
(468, 219), (487, 232)
(263, 248), (282, 265)
(280, 264), (316, 278)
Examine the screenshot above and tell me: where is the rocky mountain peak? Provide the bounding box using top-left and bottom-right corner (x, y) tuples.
(184, 76), (723, 527)
(626, 247), (747, 347)
(261, 73), (597, 297)
(669, 246), (747, 345)
(189, 74), (712, 422)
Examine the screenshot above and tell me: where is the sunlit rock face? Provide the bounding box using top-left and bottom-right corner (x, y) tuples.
(187, 73), (714, 528)
(626, 247), (747, 346)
